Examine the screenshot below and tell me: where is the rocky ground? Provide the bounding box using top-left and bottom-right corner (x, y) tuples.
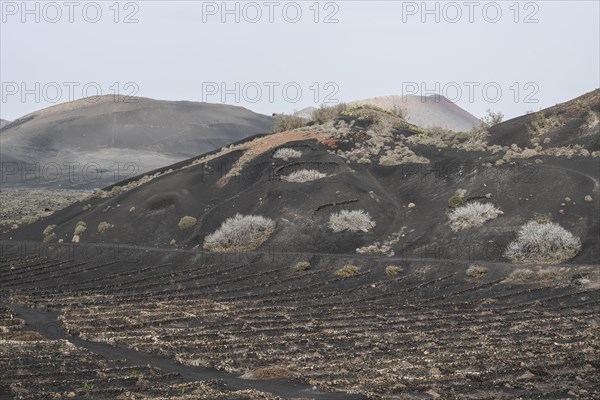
(1, 245), (598, 399)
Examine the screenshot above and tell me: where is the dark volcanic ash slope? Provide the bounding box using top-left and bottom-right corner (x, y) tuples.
(9, 97), (599, 264)
(0, 96), (274, 188)
(488, 88), (600, 150)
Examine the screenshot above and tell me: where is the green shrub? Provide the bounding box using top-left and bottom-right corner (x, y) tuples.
(335, 265), (360, 277)
(178, 216), (197, 230)
(292, 261), (311, 271)
(481, 109), (504, 126)
(448, 189), (466, 208)
(43, 224), (56, 236)
(466, 265), (488, 278)
(390, 104), (406, 119)
(97, 222), (113, 234)
(74, 221), (87, 236)
(271, 114), (305, 133)
(529, 113), (563, 136)
(467, 109), (504, 138)
(43, 233), (56, 243)
(311, 103), (347, 124)
(341, 103), (406, 119)
(20, 215), (39, 225)
(385, 265), (403, 277)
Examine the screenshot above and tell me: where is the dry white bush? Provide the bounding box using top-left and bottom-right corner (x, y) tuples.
(328, 209), (375, 233)
(282, 169), (327, 183)
(273, 148), (302, 161)
(203, 214), (275, 252)
(356, 242), (394, 256)
(504, 221), (581, 263)
(448, 202), (503, 231)
(356, 231), (402, 256)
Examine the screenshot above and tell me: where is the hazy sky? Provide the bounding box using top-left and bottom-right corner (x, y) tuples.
(1, 0), (599, 121)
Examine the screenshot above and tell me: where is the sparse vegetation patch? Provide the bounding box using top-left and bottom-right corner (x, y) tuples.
(448, 189), (467, 208)
(448, 202), (503, 231)
(529, 112), (563, 136)
(178, 216), (197, 230)
(311, 103), (348, 124)
(385, 265), (403, 277)
(328, 209), (375, 233)
(42, 233), (56, 243)
(504, 268), (536, 284)
(335, 264), (360, 277)
(243, 366), (294, 380)
(292, 261), (311, 271)
(74, 221), (87, 236)
(43, 225), (56, 236)
(272, 114), (305, 133)
(97, 222), (113, 234)
(378, 146), (429, 166)
(532, 212), (552, 224)
(203, 214), (275, 252)
(356, 231), (403, 257)
(282, 169), (327, 183)
(0, 189), (89, 227)
(504, 221), (581, 263)
(466, 265), (488, 278)
(273, 148), (302, 161)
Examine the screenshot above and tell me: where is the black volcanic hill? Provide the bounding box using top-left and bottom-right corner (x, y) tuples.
(488, 89), (600, 150)
(0, 96), (274, 189)
(8, 93), (599, 265)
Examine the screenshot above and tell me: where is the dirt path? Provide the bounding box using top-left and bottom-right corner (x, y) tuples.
(539, 162), (600, 191)
(3, 240), (596, 269)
